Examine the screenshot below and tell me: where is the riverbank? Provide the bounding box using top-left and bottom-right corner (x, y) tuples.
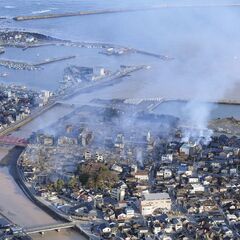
(0, 146), (88, 240)
(9, 147), (67, 221)
(0, 151), (57, 227)
(0, 145), (13, 166)
(15, 147), (92, 239)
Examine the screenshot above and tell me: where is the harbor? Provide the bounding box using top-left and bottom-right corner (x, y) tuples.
(0, 30), (173, 61)
(0, 1), (240, 239)
(0, 64), (148, 137)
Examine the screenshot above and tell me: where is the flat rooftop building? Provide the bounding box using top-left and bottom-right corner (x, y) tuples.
(140, 192), (171, 216)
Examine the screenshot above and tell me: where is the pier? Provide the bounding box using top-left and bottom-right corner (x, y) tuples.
(135, 50), (174, 60)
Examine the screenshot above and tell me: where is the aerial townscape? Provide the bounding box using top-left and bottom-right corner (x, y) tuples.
(0, 1), (240, 240)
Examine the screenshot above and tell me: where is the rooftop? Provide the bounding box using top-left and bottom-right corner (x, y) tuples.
(143, 192), (170, 201)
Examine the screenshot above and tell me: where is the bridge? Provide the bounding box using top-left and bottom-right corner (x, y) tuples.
(0, 136), (28, 147)
(24, 222), (76, 235)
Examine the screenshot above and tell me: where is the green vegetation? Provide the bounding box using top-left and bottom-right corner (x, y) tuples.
(54, 179), (64, 192)
(68, 176), (78, 190)
(44, 163), (118, 193)
(47, 177), (79, 193)
(78, 172), (89, 186)
(78, 163), (118, 190)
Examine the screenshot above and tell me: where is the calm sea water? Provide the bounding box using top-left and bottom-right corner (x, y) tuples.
(154, 101), (240, 120)
(0, 1), (240, 114)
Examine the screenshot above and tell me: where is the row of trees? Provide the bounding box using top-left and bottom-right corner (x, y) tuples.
(78, 163), (119, 190)
(46, 177), (78, 193)
(46, 163), (119, 193)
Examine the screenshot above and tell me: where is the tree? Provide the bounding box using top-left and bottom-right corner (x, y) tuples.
(46, 183), (54, 192)
(77, 163), (119, 190)
(89, 166), (118, 190)
(79, 173), (89, 186)
(54, 179), (65, 193)
(68, 177), (78, 190)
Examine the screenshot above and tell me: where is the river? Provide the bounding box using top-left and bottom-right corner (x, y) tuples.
(0, 147), (86, 240)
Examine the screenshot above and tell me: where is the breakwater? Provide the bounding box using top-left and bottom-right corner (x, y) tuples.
(34, 55), (76, 66)
(13, 4), (240, 22)
(13, 8), (147, 21)
(163, 98), (240, 106)
(0, 55), (75, 70)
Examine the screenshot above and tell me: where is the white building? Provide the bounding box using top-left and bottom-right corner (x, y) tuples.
(188, 177), (199, 183)
(190, 184), (205, 194)
(135, 171), (149, 181)
(140, 192), (171, 216)
(111, 164), (123, 173)
(146, 131), (151, 142)
(125, 207), (135, 218)
(180, 142), (201, 156)
(153, 223), (161, 235)
(84, 151), (92, 160)
(161, 154), (173, 163)
(156, 169), (172, 179)
(40, 90), (52, 105)
(111, 182), (127, 201)
(95, 152), (104, 162)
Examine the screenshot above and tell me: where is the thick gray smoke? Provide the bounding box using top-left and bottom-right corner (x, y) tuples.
(59, 2), (240, 145)
(179, 52), (240, 142)
(181, 101), (214, 144)
(9, 0), (240, 142)
(127, 2), (240, 142)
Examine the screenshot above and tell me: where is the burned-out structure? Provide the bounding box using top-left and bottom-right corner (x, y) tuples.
(18, 100), (240, 239)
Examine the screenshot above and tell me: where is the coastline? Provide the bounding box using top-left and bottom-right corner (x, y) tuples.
(0, 29), (172, 60)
